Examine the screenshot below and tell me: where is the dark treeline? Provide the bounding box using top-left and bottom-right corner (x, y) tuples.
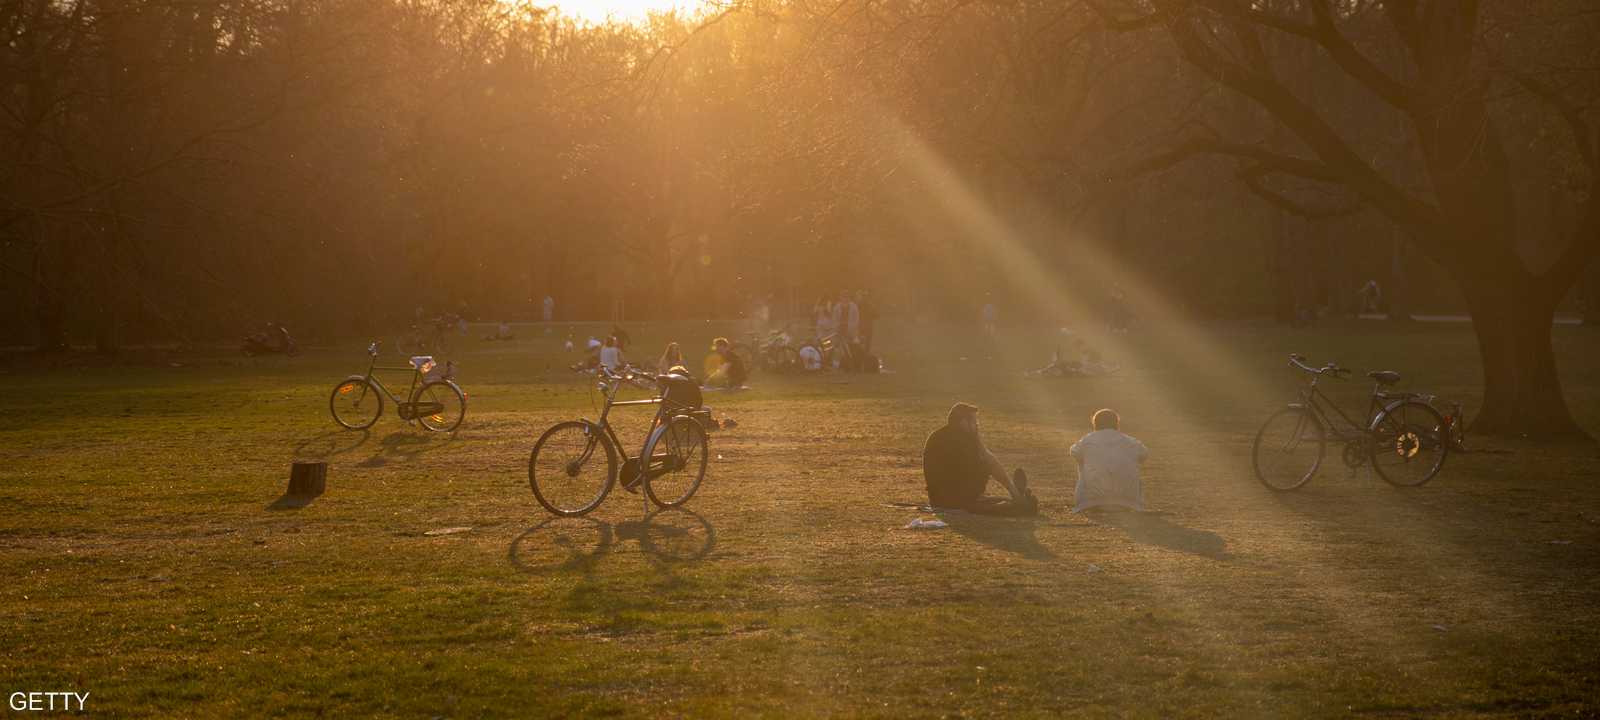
(3, 0), (1596, 432)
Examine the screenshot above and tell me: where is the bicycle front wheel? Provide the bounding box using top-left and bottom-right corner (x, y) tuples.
(330, 378), (383, 430)
(413, 381), (465, 432)
(1370, 401), (1448, 487)
(1252, 407), (1324, 491)
(642, 415), (708, 508)
(529, 421), (617, 516)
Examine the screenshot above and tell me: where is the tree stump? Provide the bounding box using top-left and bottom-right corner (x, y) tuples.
(287, 461), (327, 497)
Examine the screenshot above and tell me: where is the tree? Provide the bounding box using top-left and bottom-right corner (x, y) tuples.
(1094, 0), (1599, 437)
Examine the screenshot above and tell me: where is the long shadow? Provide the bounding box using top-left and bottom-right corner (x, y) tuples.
(1088, 509), (1230, 559)
(507, 508), (716, 574)
(941, 511), (1057, 560)
(293, 429), (371, 460)
(355, 430), (455, 468)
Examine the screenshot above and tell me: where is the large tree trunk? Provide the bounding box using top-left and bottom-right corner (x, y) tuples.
(1462, 281), (1580, 437)
(1387, 225), (1413, 323)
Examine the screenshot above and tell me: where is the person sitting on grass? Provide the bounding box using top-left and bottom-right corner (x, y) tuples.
(922, 402), (1038, 516)
(705, 337), (748, 389)
(657, 342), (686, 375)
(599, 335), (624, 373)
(1070, 408), (1148, 512)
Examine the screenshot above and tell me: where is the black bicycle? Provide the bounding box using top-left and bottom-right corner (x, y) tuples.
(527, 365), (712, 516)
(329, 341), (466, 432)
(1252, 354), (1449, 491)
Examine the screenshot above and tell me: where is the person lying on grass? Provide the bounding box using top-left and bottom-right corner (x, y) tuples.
(1070, 408), (1148, 512)
(922, 402), (1038, 516)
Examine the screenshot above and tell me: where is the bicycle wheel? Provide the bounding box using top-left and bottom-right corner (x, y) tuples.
(642, 415), (708, 508)
(330, 378), (383, 430)
(413, 381), (465, 432)
(774, 346), (800, 372)
(1369, 400), (1448, 487)
(529, 421), (616, 516)
(1252, 407), (1324, 491)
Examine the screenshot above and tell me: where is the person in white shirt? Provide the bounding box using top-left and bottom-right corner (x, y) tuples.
(599, 336), (624, 373)
(542, 295), (555, 322)
(799, 343), (823, 371)
(814, 296), (835, 336)
(1069, 408), (1148, 512)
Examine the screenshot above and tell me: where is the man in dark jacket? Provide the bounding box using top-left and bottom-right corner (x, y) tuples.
(922, 402), (1038, 516)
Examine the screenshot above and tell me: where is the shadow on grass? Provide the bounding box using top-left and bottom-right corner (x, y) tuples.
(267, 493), (319, 511)
(1087, 509), (1230, 560)
(293, 429), (371, 459)
(355, 430), (455, 467)
(507, 507), (716, 574)
(941, 512), (1057, 560)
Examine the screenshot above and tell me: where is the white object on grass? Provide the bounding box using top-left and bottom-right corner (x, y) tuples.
(903, 518), (948, 530)
(423, 527), (472, 536)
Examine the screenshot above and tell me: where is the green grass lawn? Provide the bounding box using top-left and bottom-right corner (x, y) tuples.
(2, 319), (1598, 717)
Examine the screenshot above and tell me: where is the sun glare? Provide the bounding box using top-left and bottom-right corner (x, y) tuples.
(550, 0), (710, 24)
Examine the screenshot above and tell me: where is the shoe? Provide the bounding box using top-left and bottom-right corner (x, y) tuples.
(1011, 468), (1033, 499)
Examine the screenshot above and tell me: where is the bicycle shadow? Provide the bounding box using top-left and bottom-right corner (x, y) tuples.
(507, 508), (717, 575)
(1086, 509), (1230, 560)
(355, 430), (455, 468)
(293, 429), (372, 460)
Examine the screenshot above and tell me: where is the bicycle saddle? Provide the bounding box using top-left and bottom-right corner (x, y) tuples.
(1368, 370), (1401, 385)
(410, 355), (435, 369)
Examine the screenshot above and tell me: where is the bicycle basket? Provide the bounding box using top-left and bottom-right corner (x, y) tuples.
(658, 372), (703, 412)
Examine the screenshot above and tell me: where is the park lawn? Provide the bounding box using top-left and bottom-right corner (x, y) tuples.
(1, 320), (1598, 718)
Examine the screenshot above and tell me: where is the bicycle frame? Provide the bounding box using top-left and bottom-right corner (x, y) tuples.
(1293, 377), (1388, 443)
(347, 343), (439, 416)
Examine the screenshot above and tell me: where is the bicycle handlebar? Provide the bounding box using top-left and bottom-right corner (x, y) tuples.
(1288, 353), (1349, 378)
(598, 364), (659, 388)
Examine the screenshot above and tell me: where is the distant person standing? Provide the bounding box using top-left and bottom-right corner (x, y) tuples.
(542, 295), (555, 323)
(857, 290), (878, 352)
(831, 291), (848, 339)
(1107, 284), (1131, 333)
(1358, 279), (1382, 314)
(815, 295), (836, 337)
(844, 292), (861, 343)
(981, 300), (998, 339)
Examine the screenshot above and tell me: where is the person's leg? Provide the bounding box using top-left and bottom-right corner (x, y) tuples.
(979, 447), (1024, 499)
(963, 495), (1038, 517)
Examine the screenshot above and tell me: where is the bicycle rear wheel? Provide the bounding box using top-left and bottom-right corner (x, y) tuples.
(642, 415), (708, 508)
(529, 421), (616, 516)
(1252, 407), (1324, 491)
(413, 381), (465, 432)
(1370, 401), (1448, 487)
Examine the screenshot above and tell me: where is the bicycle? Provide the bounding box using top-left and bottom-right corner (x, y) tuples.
(329, 341), (466, 432)
(399, 313), (460, 356)
(1252, 354), (1449, 491)
(527, 364), (713, 516)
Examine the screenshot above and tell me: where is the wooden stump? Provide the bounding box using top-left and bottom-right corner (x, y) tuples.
(288, 461), (327, 497)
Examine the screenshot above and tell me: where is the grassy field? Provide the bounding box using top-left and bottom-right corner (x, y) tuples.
(2, 319), (1598, 717)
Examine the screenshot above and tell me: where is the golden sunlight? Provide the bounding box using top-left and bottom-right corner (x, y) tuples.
(550, 0), (711, 24)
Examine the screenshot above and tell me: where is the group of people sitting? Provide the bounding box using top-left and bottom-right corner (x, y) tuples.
(1028, 336), (1119, 378)
(923, 403), (1147, 516)
(571, 329), (749, 390)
